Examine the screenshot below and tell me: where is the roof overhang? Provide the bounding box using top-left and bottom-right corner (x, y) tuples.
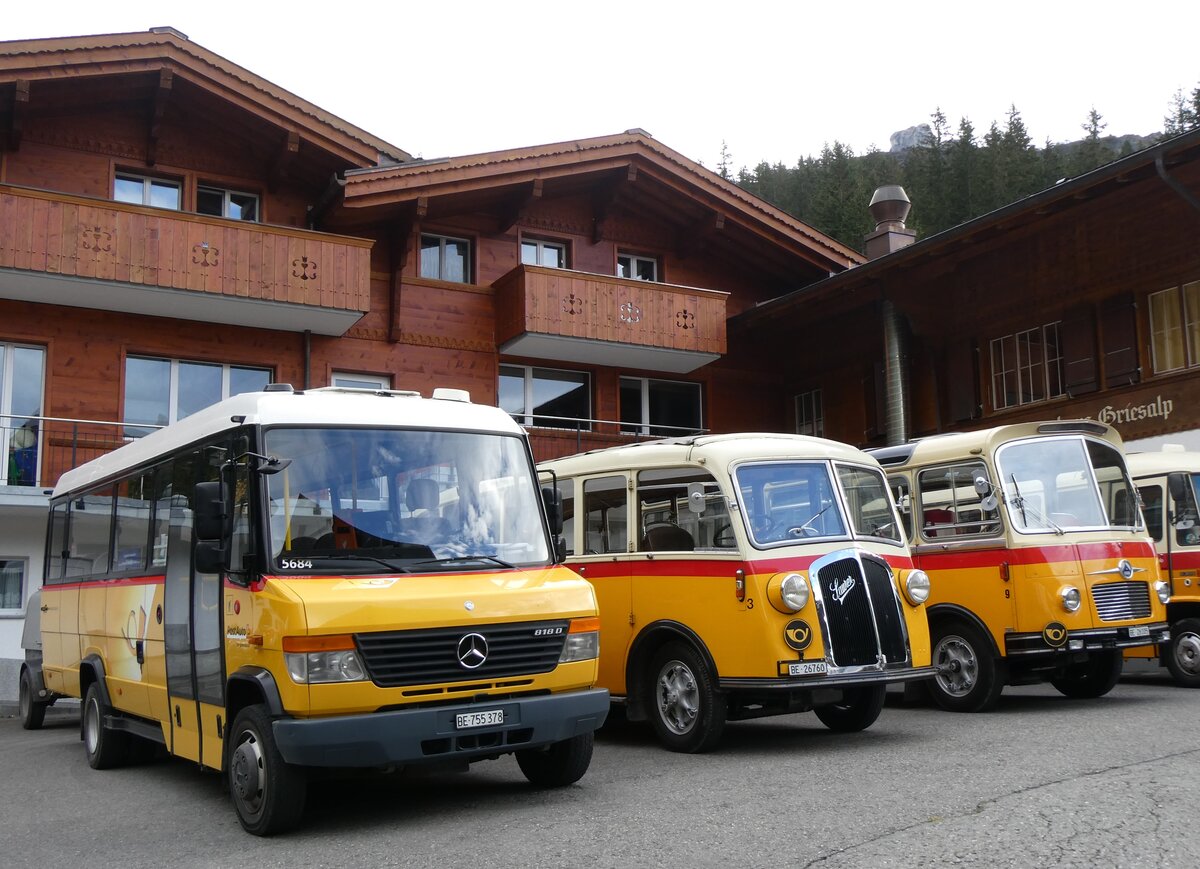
(500, 332), (720, 374)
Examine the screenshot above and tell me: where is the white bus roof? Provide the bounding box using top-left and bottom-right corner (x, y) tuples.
(540, 432), (883, 478)
(869, 420), (1123, 470)
(54, 387), (524, 496)
(1126, 447), (1200, 479)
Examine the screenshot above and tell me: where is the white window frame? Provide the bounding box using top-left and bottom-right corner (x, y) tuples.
(500, 364), (592, 431)
(420, 233), (473, 283)
(0, 342), (46, 486)
(794, 389), (824, 437)
(124, 356), (272, 431)
(620, 376), (703, 437)
(113, 172), (181, 210)
(1149, 282), (1200, 374)
(521, 238), (568, 269)
(990, 321), (1064, 410)
(617, 252), (660, 282)
(332, 372), (392, 390)
(0, 556), (28, 615)
(197, 184), (260, 222)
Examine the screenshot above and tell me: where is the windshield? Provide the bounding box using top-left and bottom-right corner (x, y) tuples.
(263, 427), (550, 572)
(735, 460), (900, 547)
(995, 436), (1141, 534)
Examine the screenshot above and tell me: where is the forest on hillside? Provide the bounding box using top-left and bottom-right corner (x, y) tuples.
(724, 83), (1200, 251)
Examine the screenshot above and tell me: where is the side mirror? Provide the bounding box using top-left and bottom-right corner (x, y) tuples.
(194, 480), (230, 574)
(542, 485), (564, 536)
(687, 482), (707, 515)
(1168, 473), (1188, 503)
(973, 475), (993, 497)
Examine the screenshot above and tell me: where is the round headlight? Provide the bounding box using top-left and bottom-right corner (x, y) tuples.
(1155, 580), (1170, 604)
(780, 573), (810, 611)
(904, 569), (931, 606)
(1061, 586), (1081, 613)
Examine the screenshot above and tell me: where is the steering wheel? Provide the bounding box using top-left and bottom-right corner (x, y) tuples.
(713, 523), (735, 547)
(751, 516), (775, 537)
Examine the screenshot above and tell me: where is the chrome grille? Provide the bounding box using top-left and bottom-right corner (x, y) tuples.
(813, 549), (908, 668)
(356, 620), (568, 688)
(1091, 581), (1151, 622)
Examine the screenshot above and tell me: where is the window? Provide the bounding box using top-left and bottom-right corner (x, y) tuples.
(521, 238), (567, 269)
(114, 172), (181, 210)
(124, 356), (271, 435)
(617, 252), (659, 282)
(0, 558), (26, 612)
(917, 463), (1002, 540)
(990, 322), (1064, 410)
(65, 487), (115, 578)
(795, 389), (824, 437)
(1149, 282), (1200, 374)
(113, 472), (155, 574)
(620, 377), (702, 437)
(500, 365), (590, 429)
(332, 372), (392, 390)
(197, 185), (259, 222)
(583, 475), (627, 554)
(420, 234), (472, 283)
(637, 468), (734, 552)
(1, 343), (46, 486)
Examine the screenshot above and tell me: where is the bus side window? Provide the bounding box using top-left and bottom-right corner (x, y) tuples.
(888, 475), (913, 542)
(582, 475), (627, 555)
(1138, 485), (1163, 542)
(636, 468), (730, 552)
(556, 480), (575, 556)
(917, 462), (1000, 540)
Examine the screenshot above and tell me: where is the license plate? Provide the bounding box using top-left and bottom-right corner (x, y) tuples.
(788, 661), (828, 676)
(1128, 625), (1150, 639)
(456, 709), (505, 729)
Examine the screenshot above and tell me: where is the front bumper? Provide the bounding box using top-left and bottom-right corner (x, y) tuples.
(1005, 623), (1171, 657)
(272, 688), (609, 768)
(720, 665), (937, 692)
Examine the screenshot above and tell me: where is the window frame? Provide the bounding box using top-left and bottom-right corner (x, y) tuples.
(0, 556), (28, 615)
(499, 364), (592, 431)
(916, 461), (1003, 541)
(520, 236), (569, 269)
(0, 341), (47, 487)
(1148, 281), (1200, 375)
(989, 321), (1064, 410)
(619, 376), (703, 437)
(617, 251), (660, 282)
(794, 388), (824, 437)
(196, 183), (261, 223)
(113, 171), (182, 210)
(123, 355), (273, 433)
(419, 233), (474, 284)
(332, 372), (393, 391)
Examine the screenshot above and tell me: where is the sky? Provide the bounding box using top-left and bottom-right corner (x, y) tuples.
(4, 1), (1200, 172)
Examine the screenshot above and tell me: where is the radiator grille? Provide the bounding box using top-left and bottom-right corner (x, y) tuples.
(814, 551), (907, 668)
(1091, 581), (1151, 622)
(356, 620), (568, 688)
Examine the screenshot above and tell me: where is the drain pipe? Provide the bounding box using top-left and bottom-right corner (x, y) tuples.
(303, 329), (312, 389)
(1156, 152), (1200, 215)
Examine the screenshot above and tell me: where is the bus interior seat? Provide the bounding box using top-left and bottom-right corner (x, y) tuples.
(922, 509), (954, 538)
(641, 522), (695, 552)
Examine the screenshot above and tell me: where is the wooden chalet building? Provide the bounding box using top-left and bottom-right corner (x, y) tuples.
(0, 28), (857, 693)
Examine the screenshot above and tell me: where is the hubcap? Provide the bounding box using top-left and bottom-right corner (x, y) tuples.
(934, 635), (978, 697)
(1175, 631), (1200, 676)
(84, 696), (100, 754)
(231, 732), (266, 816)
(657, 660), (700, 735)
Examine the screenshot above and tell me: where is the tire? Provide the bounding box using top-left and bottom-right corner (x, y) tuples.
(516, 731), (594, 787)
(82, 683), (129, 769)
(929, 619), (1006, 713)
(1164, 617), (1200, 688)
(813, 684), (886, 732)
(227, 704), (307, 836)
(19, 668), (46, 731)
(646, 641), (726, 753)
(1051, 650), (1123, 699)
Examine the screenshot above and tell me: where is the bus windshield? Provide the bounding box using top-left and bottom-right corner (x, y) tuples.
(735, 460), (900, 546)
(996, 436), (1141, 534)
(262, 427), (550, 572)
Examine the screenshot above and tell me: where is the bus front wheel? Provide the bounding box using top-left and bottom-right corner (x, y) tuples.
(227, 704), (307, 836)
(647, 641), (726, 753)
(1165, 618), (1200, 688)
(814, 684), (886, 732)
(1050, 650), (1123, 699)
(929, 620), (1006, 713)
(19, 668), (46, 730)
(83, 683), (129, 768)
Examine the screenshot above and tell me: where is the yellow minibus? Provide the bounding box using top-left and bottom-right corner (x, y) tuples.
(541, 433), (933, 752)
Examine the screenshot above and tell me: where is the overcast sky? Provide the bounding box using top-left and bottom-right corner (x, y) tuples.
(5, 1), (1200, 172)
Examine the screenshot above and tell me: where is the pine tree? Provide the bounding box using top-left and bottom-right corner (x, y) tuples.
(1070, 107), (1109, 176)
(717, 141), (733, 180)
(1163, 86), (1200, 139)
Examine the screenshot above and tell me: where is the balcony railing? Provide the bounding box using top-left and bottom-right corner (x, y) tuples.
(517, 413), (707, 463)
(0, 183), (373, 335)
(1, 413), (161, 490)
(494, 265), (728, 374)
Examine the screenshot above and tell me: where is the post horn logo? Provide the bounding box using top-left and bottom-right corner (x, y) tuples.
(784, 619), (814, 651)
(1042, 621), (1068, 648)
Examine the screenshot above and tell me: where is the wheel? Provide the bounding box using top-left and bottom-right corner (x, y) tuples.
(227, 704), (307, 836)
(647, 641), (726, 753)
(82, 683), (129, 769)
(19, 668), (46, 731)
(929, 620), (1006, 712)
(1051, 650), (1123, 699)
(813, 684), (886, 732)
(1165, 617), (1200, 688)
(516, 731), (594, 787)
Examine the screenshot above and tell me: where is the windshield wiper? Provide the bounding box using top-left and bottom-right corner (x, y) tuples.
(303, 553), (413, 573)
(789, 501), (835, 537)
(409, 555), (516, 571)
(1007, 474), (1063, 535)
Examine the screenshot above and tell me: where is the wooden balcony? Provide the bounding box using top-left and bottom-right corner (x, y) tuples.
(494, 265), (728, 374)
(0, 184), (373, 335)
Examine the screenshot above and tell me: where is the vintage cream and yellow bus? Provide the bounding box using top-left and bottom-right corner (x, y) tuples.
(540, 434), (933, 753)
(870, 421), (1170, 712)
(1124, 447), (1200, 686)
(27, 385), (607, 835)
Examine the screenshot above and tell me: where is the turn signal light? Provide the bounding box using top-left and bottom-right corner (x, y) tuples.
(735, 569), (746, 602)
(282, 634), (356, 653)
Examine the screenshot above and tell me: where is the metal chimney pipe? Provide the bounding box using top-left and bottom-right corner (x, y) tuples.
(865, 185), (916, 445)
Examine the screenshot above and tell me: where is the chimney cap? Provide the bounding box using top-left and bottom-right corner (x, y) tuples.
(869, 185), (911, 228)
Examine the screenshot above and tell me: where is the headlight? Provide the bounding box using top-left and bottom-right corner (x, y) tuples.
(285, 649), (367, 684)
(904, 569), (931, 606)
(1155, 580), (1170, 604)
(780, 573), (810, 611)
(559, 617), (600, 662)
(1060, 586), (1081, 613)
